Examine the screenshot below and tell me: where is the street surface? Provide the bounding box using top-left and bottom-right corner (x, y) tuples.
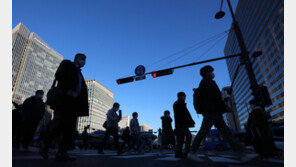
(13, 147), (283, 167)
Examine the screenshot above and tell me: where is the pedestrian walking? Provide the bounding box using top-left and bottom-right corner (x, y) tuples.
(159, 110), (175, 155)
(21, 90), (46, 152)
(39, 53), (89, 161)
(188, 65), (249, 162)
(127, 112), (142, 154)
(246, 100), (278, 159)
(98, 103), (124, 155)
(82, 127), (89, 150)
(122, 127), (131, 149)
(173, 92), (195, 158)
(12, 102), (23, 150)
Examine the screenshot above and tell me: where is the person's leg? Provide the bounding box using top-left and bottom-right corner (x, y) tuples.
(127, 134), (135, 152)
(21, 120), (31, 150)
(214, 114), (242, 153)
(58, 115), (77, 156)
(175, 127), (185, 156)
(39, 113), (64, 159)
(98, 128), (111, 153)
(184, 128), (192, 154)
(190, 113), (214, 153)
(111, 128), (121, 153)
(135, 134), (141, 153)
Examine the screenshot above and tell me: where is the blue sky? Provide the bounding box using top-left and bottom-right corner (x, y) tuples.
(13, 0), (238, 132)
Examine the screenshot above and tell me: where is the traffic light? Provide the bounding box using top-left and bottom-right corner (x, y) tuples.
(116, 76), (134, 84)
(152, 69), (174, 78)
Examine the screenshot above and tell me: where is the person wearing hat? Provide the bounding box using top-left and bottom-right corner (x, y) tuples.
(187, 65), (249, 161)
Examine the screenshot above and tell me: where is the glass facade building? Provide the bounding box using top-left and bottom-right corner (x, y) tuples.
(12, 23), (63, 104)
(224, 0), (284, 129)
(77, 79), (114, 133)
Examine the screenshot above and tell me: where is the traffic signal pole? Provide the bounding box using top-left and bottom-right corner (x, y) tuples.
(116, 53), (245, 84)
(226, 0), (267, 109)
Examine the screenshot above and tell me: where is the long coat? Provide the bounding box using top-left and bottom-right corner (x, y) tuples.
(173, 100), (195, 128)
(55, 60), (89, 116)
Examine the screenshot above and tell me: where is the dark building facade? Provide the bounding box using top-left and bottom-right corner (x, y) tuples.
(224, 0), (284, 129)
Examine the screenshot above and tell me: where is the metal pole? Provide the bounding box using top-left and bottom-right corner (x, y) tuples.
(226, 0), (264, 108)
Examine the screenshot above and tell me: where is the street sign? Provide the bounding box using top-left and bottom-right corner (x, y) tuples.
(135, 75), (146, 81)
(135, 65), (146, 76)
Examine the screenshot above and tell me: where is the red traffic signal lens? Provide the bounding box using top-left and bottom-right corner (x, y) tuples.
(116, 77), (134, 84)
(151, 69), (173, 78)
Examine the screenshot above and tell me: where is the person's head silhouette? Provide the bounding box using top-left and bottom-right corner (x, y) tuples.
(74, 53), (86, 68)
(35, 90), (44, 99)
(113, 102), (120, 111)
(177, 92), (186, 101)
(200, 65), (215, 79)
(132, 112), (138, 119)
(164, 110), (170, 117)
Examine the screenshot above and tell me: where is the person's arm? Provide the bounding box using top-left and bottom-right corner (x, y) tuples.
(118, 110), (122, 121)
(107, 110), (119, 122)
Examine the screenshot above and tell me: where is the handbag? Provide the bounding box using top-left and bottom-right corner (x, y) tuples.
(46, 78), (64, 110)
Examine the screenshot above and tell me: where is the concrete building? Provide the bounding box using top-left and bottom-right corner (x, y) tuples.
(119, 115), (131, 130)
(77, 79), (114, 133)
(221, 87), (241, 132)
(140, 124), (152, 132)
(12, 23), (63, 104)
(224, 0), (284, 129)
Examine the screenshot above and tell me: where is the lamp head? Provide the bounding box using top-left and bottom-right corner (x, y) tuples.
(215, 11), (225, 19)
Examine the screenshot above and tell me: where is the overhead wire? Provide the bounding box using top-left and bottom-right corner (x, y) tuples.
(155, 31), (229, 70)
(122, 29), (230, 77)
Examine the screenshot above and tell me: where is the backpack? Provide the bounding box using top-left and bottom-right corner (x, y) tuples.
(193, 88), (203, 114)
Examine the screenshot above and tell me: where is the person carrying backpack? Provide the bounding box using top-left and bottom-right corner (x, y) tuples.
(188, 65), (250, 162)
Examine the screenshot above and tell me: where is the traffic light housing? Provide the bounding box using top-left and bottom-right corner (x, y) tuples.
(116, 77), (134, 84)
(152, 69), (174, 78)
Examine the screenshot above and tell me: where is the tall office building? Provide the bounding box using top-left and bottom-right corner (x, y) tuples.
(77, 79), (114, 133)
(12, 23), (30, 91)
(12, 23), (63, 104)
(119, 116), (131, 130)
(224, 0), (284, 129)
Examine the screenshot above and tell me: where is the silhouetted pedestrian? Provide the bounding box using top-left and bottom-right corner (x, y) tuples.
(98, 103), (124, 155)
(188, 65), (248, 161)
(12, 102), (23, 150)
(122, 127), (131, 148)
(127, 112), (142, 154)
(159, 110), (175, 155)
(82, 127), (89, 150)
(21, 90), (45, 152)
(39, 53), (89, 161)
(173, 92), (195, 158)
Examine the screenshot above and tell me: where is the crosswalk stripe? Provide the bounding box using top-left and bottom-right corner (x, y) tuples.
(219, 155), (237, 158)
(155, 157), (181, 161)
(264, 159), (284, 164)
(115, 153), (156, 159)
(208, 156), (241, 163)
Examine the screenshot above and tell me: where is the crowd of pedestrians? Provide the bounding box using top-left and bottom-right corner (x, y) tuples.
(12, 53), (268, 162)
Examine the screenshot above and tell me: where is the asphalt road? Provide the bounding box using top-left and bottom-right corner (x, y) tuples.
(12, 147), (284, 167)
